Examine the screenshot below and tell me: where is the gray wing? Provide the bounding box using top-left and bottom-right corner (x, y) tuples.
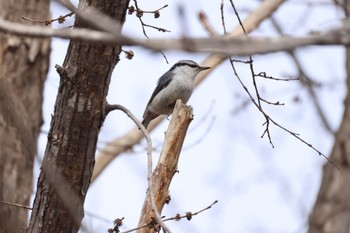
(146, 71), (172, 106)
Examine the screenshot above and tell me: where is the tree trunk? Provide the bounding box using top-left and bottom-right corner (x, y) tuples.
(27, 0), (129, 232)
(308, 2), (350, 233)
(0, 0), (50, 232)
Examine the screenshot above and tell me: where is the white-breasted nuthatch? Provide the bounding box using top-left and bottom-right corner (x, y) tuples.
(141, 60), (210, 129)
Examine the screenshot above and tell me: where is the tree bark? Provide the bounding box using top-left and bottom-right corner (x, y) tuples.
(308, 2), (350, 233)
(137, 100), (193, 233)
(0, 0), (50, 232)
(27, 0), (129, 232)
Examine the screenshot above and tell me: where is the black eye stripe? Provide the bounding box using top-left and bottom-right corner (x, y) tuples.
(169, 63), (199, 71)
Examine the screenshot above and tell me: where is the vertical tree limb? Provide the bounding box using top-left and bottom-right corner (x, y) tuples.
(0, 0), (50, 232)
(137, 100), (193, 233)
(27, 0), (130, 232)
(308, 2), (350, 233)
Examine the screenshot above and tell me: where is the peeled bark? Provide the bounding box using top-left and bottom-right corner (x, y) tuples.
(26, 0), (130, 232)
(0, 0), (50, 232)
(137, 100), (193, 233)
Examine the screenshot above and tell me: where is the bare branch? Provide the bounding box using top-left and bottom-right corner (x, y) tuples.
(106, 104), (169, 232)
(163, 200), (218, 222)
(270, 16), (335, 134)
(106, 105), (169, 232)
(256, 71), (299, 81)
(131, 0), (170, 38)
(222, 0), (338, 166)
(127, 0), (169, 62)
(1, 17), (350, 56)
(22, 12), (74, 25)
(220, 0), (227, 34)
(137, 100), (193, 233)
(120, 200), (217, 233)
(0, 200), (32, 210)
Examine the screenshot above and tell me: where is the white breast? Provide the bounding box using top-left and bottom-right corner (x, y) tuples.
(149, 74), (195, 115)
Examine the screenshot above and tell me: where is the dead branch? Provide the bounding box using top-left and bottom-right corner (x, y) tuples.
(270, 17), (335, 134)
(2, 15), (350, 56)
(105, 104), (169, 232)
(119, 200), (218, 233)
(130, 0), (170, 37)
(22, 12), (74, 25)
(0, 200), (32, 210)
(162, 200), (218, 222)
(136, 100), (193, 233)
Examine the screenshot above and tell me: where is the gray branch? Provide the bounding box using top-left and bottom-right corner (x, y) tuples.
(1, 18), (350, 56)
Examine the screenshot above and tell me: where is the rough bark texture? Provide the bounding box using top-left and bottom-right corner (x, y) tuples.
(137, 100), (193, 233)
(27, 0), (129, 232)
(0, 0), (50, 232)
(308, 2), (350, 233)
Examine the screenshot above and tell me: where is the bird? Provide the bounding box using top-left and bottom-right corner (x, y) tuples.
(141, 60), (210, 129)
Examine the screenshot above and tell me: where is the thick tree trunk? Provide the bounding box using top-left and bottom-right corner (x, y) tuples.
(27, 0), (129, 232)
(0, 0), (50, 232)
(308, 2), (350, 233)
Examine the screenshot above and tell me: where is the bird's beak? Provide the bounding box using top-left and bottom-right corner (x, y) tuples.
(199, 66), (211, 71)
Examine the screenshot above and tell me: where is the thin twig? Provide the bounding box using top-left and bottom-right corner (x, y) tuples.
(225, 0), (338, 168)
(0, 200), (32, 210)
(142, 4), (169, 14)
(120, 200), (218, 233)
(132, 0), (170, 38)
(230, 0), (263, 109)
(22, 12), (74, 25)
(229, 56), (339, 168)
(256, 71), (300, 81)
(220, 0), (227, 34)
(226, 0), (272, 143)
(260, 97), (285, 106)
(163, 200), (218, 222)
(130, 0), (169, 63)
(230, 58), (251, 64)
(270, 16), (335, 134)
(106, 104), (171, 233)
